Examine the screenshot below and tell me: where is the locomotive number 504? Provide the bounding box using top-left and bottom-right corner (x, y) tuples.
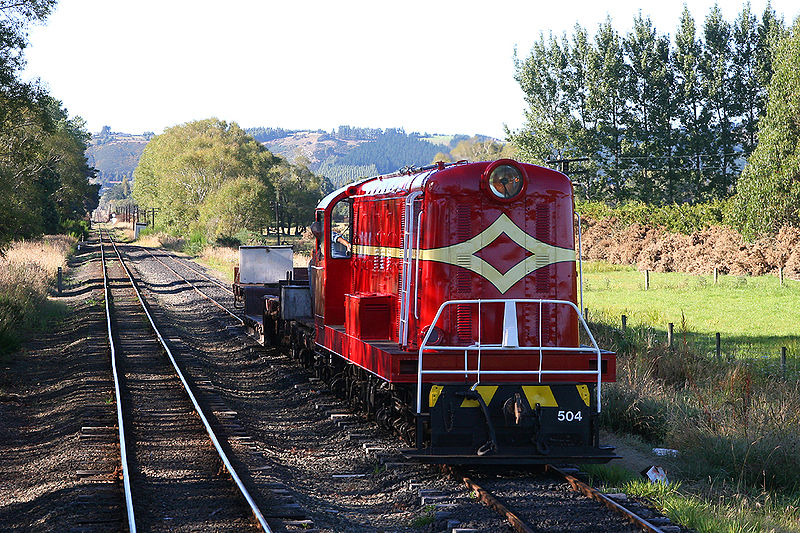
(557, 410), (583, 422)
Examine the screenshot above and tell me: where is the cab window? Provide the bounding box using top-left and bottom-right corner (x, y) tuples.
(330, 199), (352, 258)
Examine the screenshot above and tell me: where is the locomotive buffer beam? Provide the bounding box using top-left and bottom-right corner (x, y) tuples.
(404, 383), (619, 466)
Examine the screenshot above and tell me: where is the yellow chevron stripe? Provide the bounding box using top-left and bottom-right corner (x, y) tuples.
(576, 385), (591, 407)
(522, 385), (558, 408)
(352, 213), (574, 293)
(460, 385), (498, 408)
(429, 385), (444, 408)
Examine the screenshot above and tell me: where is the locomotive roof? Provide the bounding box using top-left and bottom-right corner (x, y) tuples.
(316, 161), (471, 210)
(316, 160), (570, 210)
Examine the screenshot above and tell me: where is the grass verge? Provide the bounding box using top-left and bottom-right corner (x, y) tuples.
(0, 235), (75, 358)
(585, 464), (800, 532)
(582, 261), (800, 531)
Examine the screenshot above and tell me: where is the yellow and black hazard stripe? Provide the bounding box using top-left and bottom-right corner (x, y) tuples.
(427, 383), (592, 410)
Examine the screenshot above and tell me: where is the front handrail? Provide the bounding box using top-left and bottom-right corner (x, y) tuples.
(415, 298), (603, 416)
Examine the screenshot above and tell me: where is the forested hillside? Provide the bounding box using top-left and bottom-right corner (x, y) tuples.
(247, 126), (487, 188)
(87, 126), (152, 189)
(94, 125), (492, 199)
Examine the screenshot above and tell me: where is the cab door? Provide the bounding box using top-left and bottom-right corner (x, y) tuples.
(322, 197), (353, 325)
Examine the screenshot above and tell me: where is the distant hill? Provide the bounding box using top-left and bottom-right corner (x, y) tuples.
(88, 125), (495, 193)
(86, 126), (152, 192)
(247, 126), (479, 188)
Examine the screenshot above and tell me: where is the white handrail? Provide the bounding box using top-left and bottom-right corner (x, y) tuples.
(416, 298), (603, 417)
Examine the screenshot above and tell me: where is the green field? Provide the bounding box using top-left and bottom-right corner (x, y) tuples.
(420, 134), (454, 146)
(581, 262), (800, 361)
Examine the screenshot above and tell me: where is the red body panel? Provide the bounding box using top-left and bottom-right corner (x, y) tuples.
(311, 161), (616, 384)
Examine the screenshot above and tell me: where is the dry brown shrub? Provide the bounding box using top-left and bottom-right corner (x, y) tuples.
(200, 245), (238, 267)
(156, 234), (185, 251)
(0, 236), (76, 342)
(580, 218), (800, 279)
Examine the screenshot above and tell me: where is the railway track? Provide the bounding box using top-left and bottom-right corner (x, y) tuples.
(445, 465), (670, 533)
(107, 234), (682, 532)
(99, 231), (271, 532)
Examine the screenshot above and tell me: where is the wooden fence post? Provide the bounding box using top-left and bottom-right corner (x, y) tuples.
(715, 333), (721, 359)
(644, 270), (650, 291)
(667, 323), (674, 348)
(782, 347), (787, 378)
(621, 315), (627, 331)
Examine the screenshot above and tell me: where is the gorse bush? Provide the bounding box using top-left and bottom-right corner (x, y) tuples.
(577, 199), (727, 235)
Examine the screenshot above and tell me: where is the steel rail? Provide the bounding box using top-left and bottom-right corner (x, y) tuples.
(446, 467), (535, 533)
(99, 232), (137, 533)
(447, 464), (664, 533)
(141, 246), (234, 295)
(131, 245), (243, 326)
(546, 465), (663, 533)
(105, 231), (272, 532)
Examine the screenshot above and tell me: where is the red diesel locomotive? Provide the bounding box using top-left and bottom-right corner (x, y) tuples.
(238, 159), (617, 464)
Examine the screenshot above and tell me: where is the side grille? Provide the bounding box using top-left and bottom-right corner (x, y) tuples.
(456, 304), (472, 344)
(536, 205), (551, 294)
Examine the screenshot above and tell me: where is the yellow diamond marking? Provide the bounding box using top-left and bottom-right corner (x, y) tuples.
(421, 214), (574, 293)
(352, 213), (575, 293)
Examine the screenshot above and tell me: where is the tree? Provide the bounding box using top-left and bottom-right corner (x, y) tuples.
(200, 177), (272, 239)
(728, 19), (800, 238)
(510, 6), (780, 207)
(592, 18), (628, 202)
(450, 136), (515, 162)
(0, 0), (56, 88)
(0, 1), (97, 246)
(133, 118), (279, 233)
(700, 5), (736, 198)
(623, 14), (674, 202)
(269, 159), (325, 237)
(510, 32), (580, 165)
(0, 92), (97, 244)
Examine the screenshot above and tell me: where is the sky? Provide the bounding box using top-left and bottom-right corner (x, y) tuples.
(21, 0), (800, 140)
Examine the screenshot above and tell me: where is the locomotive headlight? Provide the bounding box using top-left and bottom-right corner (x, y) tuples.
(486, 163), (524, 200)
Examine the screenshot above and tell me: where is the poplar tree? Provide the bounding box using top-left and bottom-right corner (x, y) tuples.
(623, 14), (674, 202)
(701, 6), (735, 197)
(511, 5), (782, 208)
(729, 19), (800, 237)
(592, 19), (627, 202)
(511, 33), (575, 164)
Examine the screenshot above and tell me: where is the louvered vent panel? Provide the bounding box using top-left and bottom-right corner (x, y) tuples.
(456, 205), (472, 294)
(456, 205), (471, 240)
(456, 255), (471, 293)
(456, 304), (472, 344)
(536, 205), (551, 294)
